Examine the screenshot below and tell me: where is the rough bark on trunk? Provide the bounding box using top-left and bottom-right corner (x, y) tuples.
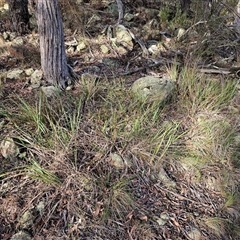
(235, 0), (240, 37)
(7, 0), (29, 34)
(37, 0), (71, 89)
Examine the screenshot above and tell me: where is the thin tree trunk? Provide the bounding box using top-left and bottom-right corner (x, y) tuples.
(37, 0), (71, 89)
(8, 0), (29, 34)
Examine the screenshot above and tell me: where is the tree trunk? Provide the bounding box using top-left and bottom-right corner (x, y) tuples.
(37, 0), (71, 89)
(7, 0), (30, 34)
(235, 0), (240, 37)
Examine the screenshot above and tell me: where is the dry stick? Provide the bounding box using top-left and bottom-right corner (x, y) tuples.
(199, 66), (240, 75)
(116, 0), (124, 25)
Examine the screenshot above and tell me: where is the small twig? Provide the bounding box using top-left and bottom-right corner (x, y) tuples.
(116, 0), (124, 25)
(199, 68), (231, 75)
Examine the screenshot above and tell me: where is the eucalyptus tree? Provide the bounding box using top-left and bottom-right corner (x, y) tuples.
(37, 0), (75, 89)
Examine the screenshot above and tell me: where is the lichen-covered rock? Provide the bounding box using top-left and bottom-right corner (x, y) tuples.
(187, 227), (202, 240)
(30, 69), (42, 88)
(41, 86), (60, 97)
(115, 24), (133, 51)
(100, 44), (110, 54)
(131, 76), (175, 103)
(10, 231), (31, 240)
(0, 137), (19, 159)
(19, 210), (34, 229)
(6, 69), (24, 80)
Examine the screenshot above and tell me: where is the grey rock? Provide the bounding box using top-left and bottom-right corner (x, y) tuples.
(67, 46), (75, 53)
(76, 41), (87, 51)
(19, 211), (34, 229)
(3, 3), (9, 10)
(155, 213), (169, 226)
(109, 153), (132, 169)
(114, 24), (133, 51)
(30, 69), (42, 88)
(9, 32), (17, 41)
(3, 31), (9, 40)
(132, 76), (175, 103)
(177, 28), (186, 40)
(100, 44), (110, 54)
(187, 227), (202, 240)
(10, 231), (31, 240)
(12, 36), (24, 45)
(157, 168), (176, 188)
(109, 153), (125, 169)
(25, 68), (34, 76)
(36, 201), (45, 216)
(6, 69), (24, 80)
(124, 13), (135, 22)
(148, 42), (160, 55)
(41, 86), (60, 97)
(0, 137), (19, 159)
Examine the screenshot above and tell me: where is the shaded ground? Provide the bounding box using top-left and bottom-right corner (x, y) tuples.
(1, 0), (240, 239)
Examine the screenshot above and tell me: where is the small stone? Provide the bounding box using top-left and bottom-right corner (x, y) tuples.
(19, 210), (34, 229)
(187, 227), (202, 240)
(41, 86), (60, 97)
(3, 3), (9, 10)
(3, 31), (9, 40)
(109, 153), (125, 169)
(30, 69), (42, 87)
(10, 231), (31, 240)
(148, 43), (160, 55)
(124, 13), (134, 21)
(100, 44), (110, 54)
(67, 46), (75, 53)
(0, 137), (19, 159)
(6, 69), (24, 80)
(12, 36), (24, 45)
(157, 168), (176, 188)
(155, 213), (169, 226)
(177, 28), (186, 40)
(114, 24), (133, 51)
(36, 201), (45, 216)
(9, 32), (17, 41)
(77, 41), (87, 51)
(25, 68), (34, 76)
